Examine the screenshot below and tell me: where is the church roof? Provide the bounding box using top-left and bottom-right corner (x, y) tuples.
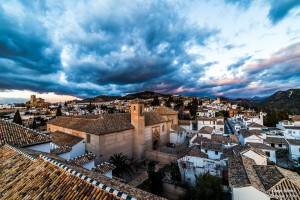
(0, 119), (52, 147)
(48, 112), (167, 135)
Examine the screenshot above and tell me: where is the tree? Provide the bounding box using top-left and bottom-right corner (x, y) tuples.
(170, 163), (181, 182)
(151, 97), (160, 106)
(147, 161), (163, 195)
(215, 112), (224, 117)
(31, 118), (36, 129)
(13, 110), (22, 125)
(184, 173), (224, 200)
(109, 153), (132, 178)
(64, 101), (68, 107)
(56, 107), (62, 116)
(40, 118), (46, 126)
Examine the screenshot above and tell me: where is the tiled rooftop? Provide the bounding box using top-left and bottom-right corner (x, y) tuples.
(265, 137), (288, 145)
(13, 147), (165, 200)
(155, 106), (178, 115)
(228, 150), (300, 199)
(0, 119), (52, 147)
(70, 153), (96, 165)
(287, 139), (300, 146)
(171, 124), (186, 132)
(198, 126), (213, 134)
(248, 142), (276, 151)
(211, 135), (239, 144)
(50, 131), (84, 147)
(0, 145), (121, 200)
(50, 145), (72, 155)
(48, 112), (167, 135)
(92, 162), (116, 174)
(185, 146), (208, 158)
(201, 142), (223, 151)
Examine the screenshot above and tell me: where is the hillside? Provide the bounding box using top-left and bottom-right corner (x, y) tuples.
(119, 91), (169, 100)
(81, 95), (121, 103)
(258, 89), (300, 114)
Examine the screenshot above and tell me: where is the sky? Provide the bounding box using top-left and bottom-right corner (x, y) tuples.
(0, 0), (300, 103)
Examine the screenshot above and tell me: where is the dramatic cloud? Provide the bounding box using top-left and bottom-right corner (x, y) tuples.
(268, 0), (300, 24)
(0, 0), (300, 101)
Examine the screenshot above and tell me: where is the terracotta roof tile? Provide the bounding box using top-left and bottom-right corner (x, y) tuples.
(69, 153), (96, 165)
(0, 119), (52, 147)
(50, 131), (83, 147)
(171, 124), (186, 132)
(265, 137), (288, 145)
(13, 147), (166, 200)
(50, 146), (72, 155)
(198, 126), (213, 134)
(0, 145), (120, 200)
(92, 162), (116, 174)
(201, 142), (223, 151)
(155, 106), (178, 115)
(211, 135), (239, 144)
(287, 139), (300, 146)
(248, 143), (276, 151)
(185, 146), (208, 158)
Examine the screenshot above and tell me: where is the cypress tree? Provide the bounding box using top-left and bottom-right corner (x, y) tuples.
(13, 110), (22, 125)
(56, 107), (62, 116)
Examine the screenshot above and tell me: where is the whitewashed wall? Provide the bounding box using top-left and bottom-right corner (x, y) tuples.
(26, 142), (51, 153)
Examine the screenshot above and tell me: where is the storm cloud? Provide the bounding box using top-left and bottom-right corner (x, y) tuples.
(0, 0), (300, 99)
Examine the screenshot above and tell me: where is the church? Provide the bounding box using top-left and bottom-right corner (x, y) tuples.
(47, 101), (178, 164)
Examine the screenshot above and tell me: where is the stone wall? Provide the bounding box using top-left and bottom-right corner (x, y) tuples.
(162, 181), (186, 200)
(145, 150), (178, 164)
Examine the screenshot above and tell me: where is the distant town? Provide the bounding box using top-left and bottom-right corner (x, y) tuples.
(0, 89), (299, 200)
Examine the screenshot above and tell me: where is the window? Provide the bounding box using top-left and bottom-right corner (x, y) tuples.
(215, 151), (218, 155)
(271, 143), (275, 147)
(162, 125), (165, 132)
(86, 134), (90, 143)
(140, 106), (143, 115)
(278, 144), (282, 147)
(265, 151), (270, 157)
(205, 149), (208, 153)
(172, 119), (174, 124)
(134, 106), (136, 111)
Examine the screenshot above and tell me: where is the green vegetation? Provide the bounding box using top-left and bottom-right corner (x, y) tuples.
(13, 110), (22, 125)
(109, 153), (132, 178)
(30, 118), (37, 129)
(56, 106), (62, 116)
(147, 161), (163, 196)
(151, 97), (160, 106)
(184, 173), (224, 200)
(258, 89), (300, 114)
(170, 163), (181, 182)
(263, 107), (293, 127)
(186, 98), (199, 118)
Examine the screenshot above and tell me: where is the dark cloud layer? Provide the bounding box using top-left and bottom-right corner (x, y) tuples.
(0, 0), (299, 99)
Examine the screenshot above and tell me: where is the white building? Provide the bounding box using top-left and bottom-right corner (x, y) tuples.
(228, 153), (300, 200)
(286, 139), (300, 163)
(248, 143), (277, 163)
(238, 129), (264, 146)
(92, 162), (116, 178)
(276, 120), (300, 139)
(50, 131), (86, 160)
(170, 124), (187, 145)
(177, 146), (227, 185)
(264, 137), (288, 150)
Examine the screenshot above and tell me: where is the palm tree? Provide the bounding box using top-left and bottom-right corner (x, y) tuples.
(109, 153), (132, 178)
